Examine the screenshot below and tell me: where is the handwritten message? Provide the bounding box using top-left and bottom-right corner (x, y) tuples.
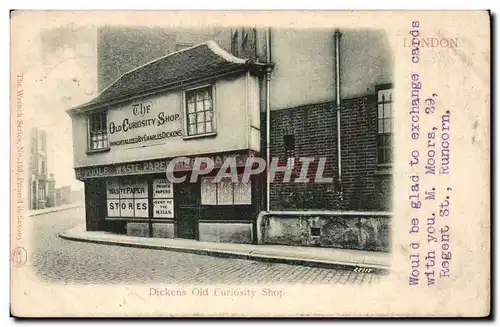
(407, 21), (453, 287)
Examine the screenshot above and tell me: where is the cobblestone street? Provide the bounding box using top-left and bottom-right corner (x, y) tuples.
(31, 207), (381, 285)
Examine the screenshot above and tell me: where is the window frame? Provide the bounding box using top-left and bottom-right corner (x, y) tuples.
(200, 175), (252, 206)
(106, 177), (150, 219)
(376, 83), (393, 167)
(87, 111), (110, 153)
(182, 84), (217, 140)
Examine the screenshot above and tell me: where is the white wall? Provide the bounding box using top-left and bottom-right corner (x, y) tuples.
(72, 73), (260, 168)
(269, 28), (393, 110)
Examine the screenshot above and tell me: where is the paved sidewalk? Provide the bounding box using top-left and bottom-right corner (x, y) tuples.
(28, 202), (84, 217)
(59, 224), (391, 274)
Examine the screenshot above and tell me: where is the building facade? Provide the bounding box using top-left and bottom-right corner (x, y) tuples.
(55, 185), (72, 206)
(28, 127), (56, 210)
(68, 28), (393, 251)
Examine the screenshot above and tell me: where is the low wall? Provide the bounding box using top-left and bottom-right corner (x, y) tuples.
(258, 211), (391, 252)
(126, 222), (149, 237)
(152, 222), (175, 238)
(198, 222), (253, 244)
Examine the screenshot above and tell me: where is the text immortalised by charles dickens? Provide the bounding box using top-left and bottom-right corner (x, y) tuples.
(10, 11), (490, 317)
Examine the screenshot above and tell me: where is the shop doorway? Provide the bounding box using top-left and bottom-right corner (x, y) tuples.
(175, 182), (200, 240)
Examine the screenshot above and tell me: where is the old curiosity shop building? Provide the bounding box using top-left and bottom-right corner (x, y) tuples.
(67, 27), (393, 252)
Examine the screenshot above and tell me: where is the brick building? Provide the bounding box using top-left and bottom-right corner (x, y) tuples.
(67, 27), (393, 251)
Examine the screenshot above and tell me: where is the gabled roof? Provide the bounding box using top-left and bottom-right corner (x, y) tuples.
(68, 41), (265, 114)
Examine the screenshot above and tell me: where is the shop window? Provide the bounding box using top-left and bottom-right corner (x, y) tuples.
(88, 112), (108, 151)
(201, 176), (251, 205)
(185, 85), (215, 137)
(377, 86), (393, 165)
(106, 178), (149, 218)
(152, 179), (174, 219)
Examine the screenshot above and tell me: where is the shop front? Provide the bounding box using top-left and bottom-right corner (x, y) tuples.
(75, 152), (261, 243)
(68, 41), (266, 244)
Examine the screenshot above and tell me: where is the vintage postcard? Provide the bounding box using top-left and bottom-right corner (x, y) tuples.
(10, 11), (490, 317)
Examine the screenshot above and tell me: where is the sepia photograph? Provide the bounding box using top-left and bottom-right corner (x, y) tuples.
(10, 10), (490, 317)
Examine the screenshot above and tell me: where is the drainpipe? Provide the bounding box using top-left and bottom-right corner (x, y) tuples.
(266, 28), (272, 212)
(334, 29), (343, 196)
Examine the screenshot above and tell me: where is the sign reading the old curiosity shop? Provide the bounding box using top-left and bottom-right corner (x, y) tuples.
(107, 99), (183, 147)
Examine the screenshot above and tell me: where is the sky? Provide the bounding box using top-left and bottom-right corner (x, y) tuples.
(21, 24), (98, 189)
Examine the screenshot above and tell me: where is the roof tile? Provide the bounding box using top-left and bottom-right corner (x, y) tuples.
(70, 41), (259, 112)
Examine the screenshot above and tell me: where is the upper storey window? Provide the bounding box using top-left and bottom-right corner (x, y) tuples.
(377, 86), (393, 165)
(88, 112), (108, 151)
(185, 85), (215, 137)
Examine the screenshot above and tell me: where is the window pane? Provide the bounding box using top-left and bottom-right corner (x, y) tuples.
(197, 122), (205, 134)
(196, 92), (203, 102)
(187, 102), (195, 113)
(205, 122), (213, 133)
(188, 113), (196, 125)
(378, 104), (384, 118)
(217, 178), (233, 205)
(385, 135), (392, 147)
(134, 198), (149, 218)
(204, 99), (212, 111)
(233, 180), (251, 205)
(377, 135), (383, 148)
(107, 200), (121, 217)
(197, 112), (204, 123)
(196, 101), (204, 112)
(188, 124), (196, 135)
(92, 141), (98, 149)
(153, 199), (174, 218)
(384, 118), (391, 133)
(153, 179), (173, 198)
(203, 89), (210, 99)
(384, 103), (392, 118)
(378, 149), (385, 164)
(378, 88), (392, 102)
(205, 110), (213, 121)
(378, 120), (384, 133)
(201, 177), (217, 205)
(134, 179), (149, 199)
(386, 148), (392, 163)
(120, 199), (135, 217)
